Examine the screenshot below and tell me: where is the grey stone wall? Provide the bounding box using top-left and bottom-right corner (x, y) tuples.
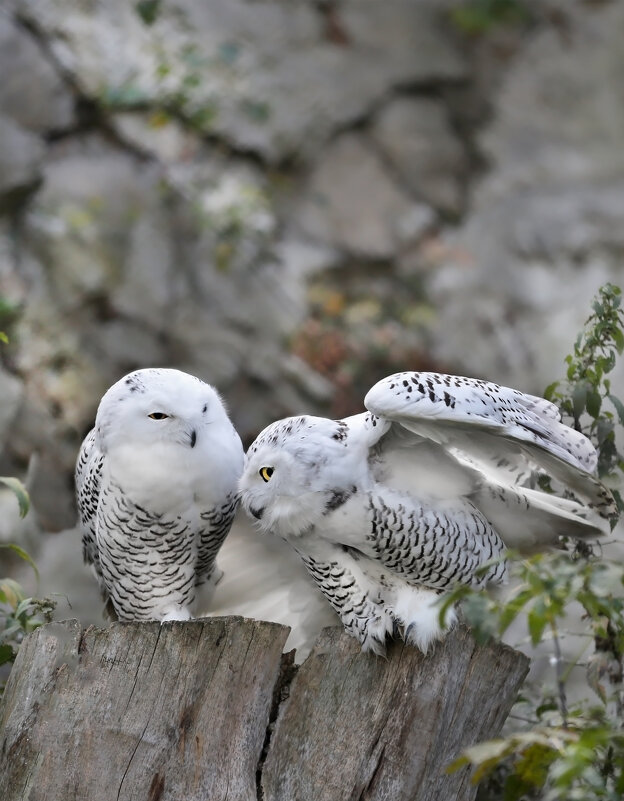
(0, 0), (623, 541)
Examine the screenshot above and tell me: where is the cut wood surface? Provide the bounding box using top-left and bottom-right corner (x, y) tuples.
(0, 618), (529, 801)
(0, 617), (289, 801)
(262, 625), (529, 801)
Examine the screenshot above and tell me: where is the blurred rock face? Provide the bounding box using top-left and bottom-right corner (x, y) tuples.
(429, 1), (624, 389)
(0, 0), (622, 534)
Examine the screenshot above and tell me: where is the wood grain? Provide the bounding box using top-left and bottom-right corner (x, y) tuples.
(262, 625), (529, 801)
(0, 620), (528, 801)
(0, 617), (289, 801)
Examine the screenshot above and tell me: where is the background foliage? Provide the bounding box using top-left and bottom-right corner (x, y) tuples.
(443, 284), (624, 800)
(0, 336), (54, 690)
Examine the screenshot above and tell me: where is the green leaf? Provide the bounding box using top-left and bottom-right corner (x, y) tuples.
(0, 331), (8, 344)
(447, 737), (514, 781)
(0, 621), (22, 642)
(437, 585), (472, 628)
(572, 382), (588, 422)
(448, 0), (530, 34)
(446, 754), (468, 774)
(596, 417), (614, 446)
(0, 544), (39, 581)
(0, 643), (15, 666)
(461, 593), (499, 642)
(513, 741), (556, 787)
(498, 587), (535, 632)
(598, 351), (616, 374)
(502, 773), (537, 801)
(0, 579), (22, 609)
(543, 381), (559, 402)
(586, 388), (602, 418)
(608, 394), (624, 427)
(0, 476), (29, 517)
(14, 597), (35, 620)
(135, 0), (161, 25)
(527, 606), (548, 645)
(535, 700), (559, 719)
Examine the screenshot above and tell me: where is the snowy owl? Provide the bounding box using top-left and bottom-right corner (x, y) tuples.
(75, 368), (244, 622)
(240, 372), (615, 654)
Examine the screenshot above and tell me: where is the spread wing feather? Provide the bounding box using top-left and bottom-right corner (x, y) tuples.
(365, 372), (597, 473)
(364, 372), (616, 548)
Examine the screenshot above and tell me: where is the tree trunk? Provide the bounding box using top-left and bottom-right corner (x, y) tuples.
(0, 618), (528, 801)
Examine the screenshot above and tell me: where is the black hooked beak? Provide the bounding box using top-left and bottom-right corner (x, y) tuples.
(250, 506), (264, 520)
(189, 429), (197, 448)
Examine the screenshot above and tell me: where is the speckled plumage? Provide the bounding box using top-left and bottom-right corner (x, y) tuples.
(240, 371), (615, 653)
(75, 368), (244, 622)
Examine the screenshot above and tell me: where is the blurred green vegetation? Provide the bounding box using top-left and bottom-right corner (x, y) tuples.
(0, 334), (54, 692)
(449, 0), (531, 34)
(441, 284), (624, 801)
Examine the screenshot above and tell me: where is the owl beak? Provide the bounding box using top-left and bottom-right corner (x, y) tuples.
(249, 505), (264, 520)
(189, 429), (197, 448)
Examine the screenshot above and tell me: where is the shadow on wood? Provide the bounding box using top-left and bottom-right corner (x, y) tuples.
(0, 618), (528, 801)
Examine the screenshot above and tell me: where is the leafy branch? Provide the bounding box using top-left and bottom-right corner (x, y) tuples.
(0, 573), (55, 673)
(440, 284), (624, 800)
(0, 330), (54, 688)
(545, 283), (624, 491)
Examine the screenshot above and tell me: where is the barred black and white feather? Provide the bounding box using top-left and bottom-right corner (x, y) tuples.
(239, 371), (615, 654)
(75, 368), (244, 622)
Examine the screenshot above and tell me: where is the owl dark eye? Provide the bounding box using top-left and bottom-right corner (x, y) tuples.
(148, 412), (170, 420)
(259, 466), (274, 482)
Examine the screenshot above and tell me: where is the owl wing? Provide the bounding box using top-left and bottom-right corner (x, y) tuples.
(196, 492), (240, 587)
(363, 371), (616, 551)
(74, 428), (106, 585)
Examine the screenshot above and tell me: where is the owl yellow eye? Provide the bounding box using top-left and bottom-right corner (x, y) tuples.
(148, 412), (170, 420)
(259, 466), (274, 483)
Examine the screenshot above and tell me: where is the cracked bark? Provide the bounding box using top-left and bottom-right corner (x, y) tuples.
(0, 619), (528, 801)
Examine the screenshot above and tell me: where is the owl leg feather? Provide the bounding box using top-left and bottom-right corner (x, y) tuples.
(296, 545), (394, 655)
(396, 586), (456, 652)
(160, 605), (193, 623)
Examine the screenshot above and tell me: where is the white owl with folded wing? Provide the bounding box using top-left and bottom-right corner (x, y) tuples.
(75, 368), (244, 622)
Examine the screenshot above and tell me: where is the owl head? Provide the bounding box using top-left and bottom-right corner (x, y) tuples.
(239, 415), (370, 538)
(95, 368), (233, 455)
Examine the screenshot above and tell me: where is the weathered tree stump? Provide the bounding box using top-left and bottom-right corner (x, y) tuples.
(0, 618), (528, 801)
